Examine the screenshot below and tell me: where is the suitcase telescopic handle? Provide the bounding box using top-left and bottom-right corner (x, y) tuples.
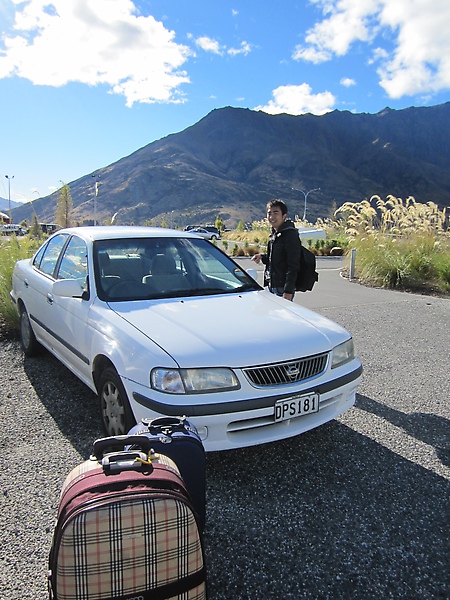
(93, 434), (153, 460)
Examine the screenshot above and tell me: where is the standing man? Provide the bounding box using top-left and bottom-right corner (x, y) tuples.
(252, 199), (301, 301)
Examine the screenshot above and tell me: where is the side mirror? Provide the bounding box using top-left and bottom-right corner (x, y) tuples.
(52, 279), (85, 298)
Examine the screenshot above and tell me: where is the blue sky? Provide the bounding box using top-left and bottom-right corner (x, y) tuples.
(1, 0), (449, 204)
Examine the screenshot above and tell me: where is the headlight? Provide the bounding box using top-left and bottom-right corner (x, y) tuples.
(331, 338), (355, 368)
(151, 369), (184, 394)
(151, 367), (240, 394)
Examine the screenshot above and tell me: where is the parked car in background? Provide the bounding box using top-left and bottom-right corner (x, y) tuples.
(190, 227), (220, 240)
(39, 223), (59, 234)
(10, 226), (361, 451)
(1, 224), (27, 236)
(185, 225), (220, 235)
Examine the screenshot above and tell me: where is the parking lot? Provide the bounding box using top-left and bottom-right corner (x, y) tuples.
(0, 258), (448, 599)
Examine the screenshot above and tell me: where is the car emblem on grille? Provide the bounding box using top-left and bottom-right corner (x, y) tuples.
(285, 364), (300, 379)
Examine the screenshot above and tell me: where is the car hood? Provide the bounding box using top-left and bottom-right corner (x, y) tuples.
(109, 291), (348, 368)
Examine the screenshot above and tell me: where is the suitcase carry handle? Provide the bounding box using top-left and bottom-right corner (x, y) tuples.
(142, 416), (187, 432)
(101, 450), (152, 473)
(93, 434), (153, 460)
(142, 416), (198, 437)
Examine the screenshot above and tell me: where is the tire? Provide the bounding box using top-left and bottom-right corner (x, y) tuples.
(19, 308), (41, 357)
(98, 367), (136, 436)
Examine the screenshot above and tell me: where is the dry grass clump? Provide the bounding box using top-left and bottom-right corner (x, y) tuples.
(351, 234), (450, 293)
(332, 196), (450, 294)
(334, 195), (447, 238)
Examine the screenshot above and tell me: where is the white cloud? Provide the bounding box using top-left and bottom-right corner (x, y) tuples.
(194, 37), (251, 57)
(0, 0), (192, 107)
(228, 41), (251, 56)
(195, 36), (223, 55)
(377, 0), (450, 97)
(292, 45), (331, 64)
(254, 83), (336, 116)
(294, 0), (450, 99)
(340, 77), (356, 87)
(293, 0), (378, 63)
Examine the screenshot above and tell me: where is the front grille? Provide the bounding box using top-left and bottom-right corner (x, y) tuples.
(243, 353), (328, 386)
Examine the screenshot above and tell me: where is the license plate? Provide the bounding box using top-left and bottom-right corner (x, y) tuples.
(274, 393), (319, 423)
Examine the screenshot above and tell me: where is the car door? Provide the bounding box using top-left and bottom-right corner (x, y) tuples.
(24, 233), (69, 349)
(48, 235), (93, 385)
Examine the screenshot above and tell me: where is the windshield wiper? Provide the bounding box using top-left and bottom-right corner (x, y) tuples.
(141, 284), (258, 300)
(233, 283), (259, 292)
(181, 287), (226, 297)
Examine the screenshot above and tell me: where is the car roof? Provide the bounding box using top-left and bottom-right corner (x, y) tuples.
(52, 226), (197, 243)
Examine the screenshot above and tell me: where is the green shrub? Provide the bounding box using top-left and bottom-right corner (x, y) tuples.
(0, 236), (40, 331)
(246, 246), (260, 257)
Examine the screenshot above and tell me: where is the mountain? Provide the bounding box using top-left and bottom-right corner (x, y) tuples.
(12, 103), (450, 228)
(0, 197), (24, 216)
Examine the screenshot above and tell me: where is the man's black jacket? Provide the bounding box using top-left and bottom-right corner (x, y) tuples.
(261, 219), (301, 294)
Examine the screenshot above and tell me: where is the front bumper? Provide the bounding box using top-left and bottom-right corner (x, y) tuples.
(129, 362), (362, 452)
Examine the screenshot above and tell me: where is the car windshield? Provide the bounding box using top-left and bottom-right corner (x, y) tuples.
(93, 237), (260, 301)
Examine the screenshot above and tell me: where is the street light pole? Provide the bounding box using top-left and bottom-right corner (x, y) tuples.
(293, 187), (321, 221)
(92, 174), (100, 226)
(5, 175), (14, 224)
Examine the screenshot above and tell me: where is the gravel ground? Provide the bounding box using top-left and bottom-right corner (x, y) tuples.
(0, 286), (449, 599)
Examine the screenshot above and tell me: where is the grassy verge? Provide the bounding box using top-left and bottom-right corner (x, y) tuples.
(0, 236), (41, 333)
(350, 233), (450, 295)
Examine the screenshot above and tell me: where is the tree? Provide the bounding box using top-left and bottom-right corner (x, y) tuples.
(215, 216), (224, 233)
(55, 183), (73, 228)
(30, 214), (41, 239)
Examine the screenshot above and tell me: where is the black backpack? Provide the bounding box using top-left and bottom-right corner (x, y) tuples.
(295, 244), (319, 292)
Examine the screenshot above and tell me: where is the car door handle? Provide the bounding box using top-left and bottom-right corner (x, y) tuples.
(47, 293), (54, 305)
(24, 279), (29, 288)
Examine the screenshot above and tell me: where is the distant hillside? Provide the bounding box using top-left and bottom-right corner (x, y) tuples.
(12, 103), (450, 228)
(0, 197), (23, 215)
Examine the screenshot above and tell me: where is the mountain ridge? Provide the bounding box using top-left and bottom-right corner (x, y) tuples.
(12, 103), (450, 227)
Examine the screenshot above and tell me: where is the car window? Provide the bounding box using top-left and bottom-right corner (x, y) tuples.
(34, 234), (69, 277)
(57, 236), (88, 287)
(93, 237), (260, 301)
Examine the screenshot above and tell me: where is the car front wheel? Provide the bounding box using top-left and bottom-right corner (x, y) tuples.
(20, 308), (41, 357)
(98, 367), (136, 436)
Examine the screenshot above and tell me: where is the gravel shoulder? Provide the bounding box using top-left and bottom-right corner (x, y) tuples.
(0, 271), (449, 599)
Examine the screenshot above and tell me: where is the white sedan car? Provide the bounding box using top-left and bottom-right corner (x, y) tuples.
(10, 227), (362, 451)
(189, 227), (220, 240)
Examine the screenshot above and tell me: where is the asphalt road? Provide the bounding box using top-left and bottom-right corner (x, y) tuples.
(1, 259), (449, 599)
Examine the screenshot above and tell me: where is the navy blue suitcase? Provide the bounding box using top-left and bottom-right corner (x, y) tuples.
(127, 416), (207, 530)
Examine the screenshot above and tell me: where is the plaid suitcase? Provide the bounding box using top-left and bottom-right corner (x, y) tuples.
(127, 417), (206, 531)
(48, 435), (206, 600)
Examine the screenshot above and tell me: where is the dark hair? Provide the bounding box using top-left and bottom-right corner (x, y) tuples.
(266, 199), (288, 215)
